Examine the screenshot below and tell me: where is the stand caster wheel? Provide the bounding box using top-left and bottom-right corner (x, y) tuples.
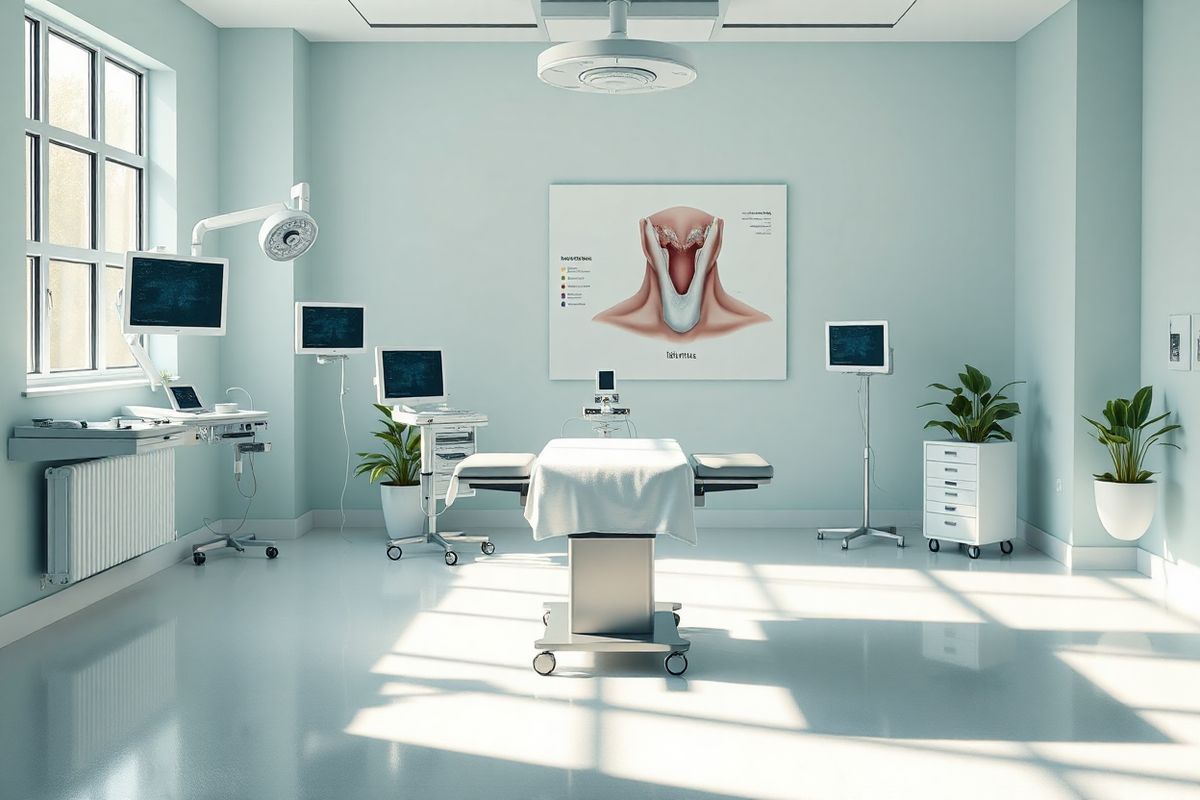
(928, 538), (940, 553)
(542, 610), (551, 626)
(897, 536), (906, 548)
(665, 652), (688, 676)
(481, 541), (496, 556)
(386, 545), (402, 561)
(841, 539), (849, 550)
(816, 531), (824, 540)
(1000, 540), (1014, 555)
(672, 612), (681, 626)
(265, 546), (279, 559)
(444, 550), (459, 566)
(192, 552), (206, 566)
(533, 651), (556, 676)
(967, 545), (981, 560)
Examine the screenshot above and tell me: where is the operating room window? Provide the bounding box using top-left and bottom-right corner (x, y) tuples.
(24, 13), (147, 383)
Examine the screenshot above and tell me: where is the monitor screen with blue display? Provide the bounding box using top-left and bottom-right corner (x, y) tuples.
(295, 303), (366, 354)
(123, 252), (228, 335)
(376, 348), (446, 406)
(826, 321), (890, 373)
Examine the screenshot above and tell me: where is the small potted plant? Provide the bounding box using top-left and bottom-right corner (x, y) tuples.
(355, 404), (424, 539)
(1083, 387), (1181, 541)
(920, 365), (1023, 443)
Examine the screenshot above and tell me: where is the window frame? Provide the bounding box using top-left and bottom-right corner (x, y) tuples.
(24, 11), (149, 388)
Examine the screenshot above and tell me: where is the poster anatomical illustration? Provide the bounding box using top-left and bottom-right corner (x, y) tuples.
(549, 184), (787, 380)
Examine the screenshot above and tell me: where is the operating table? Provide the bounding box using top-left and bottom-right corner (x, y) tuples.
(450, 440), (773, 677)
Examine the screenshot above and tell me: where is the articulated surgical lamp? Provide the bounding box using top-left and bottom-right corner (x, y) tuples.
(191, 182), (318, 260)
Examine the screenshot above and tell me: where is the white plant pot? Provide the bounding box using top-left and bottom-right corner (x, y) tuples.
(1093, 479), (1157, 542)
(380, 483), (425, 539)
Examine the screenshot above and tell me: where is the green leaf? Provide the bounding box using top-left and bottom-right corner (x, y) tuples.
(1130, 386), (1153, 427)
(927, 383), (963, 395)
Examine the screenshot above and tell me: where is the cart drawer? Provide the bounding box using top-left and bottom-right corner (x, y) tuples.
(927, 500), (977, 518)
(927, 477), (977, 492)
(924, 443), (978, 465)
(926, 461), (979, 482)
(927, 486), (977, 506)
(925, 512), (978, 542)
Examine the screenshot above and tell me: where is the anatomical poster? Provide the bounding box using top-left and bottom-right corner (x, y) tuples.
(549, 184), (787, 380)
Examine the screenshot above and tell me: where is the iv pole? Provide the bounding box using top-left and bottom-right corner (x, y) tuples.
(817, 373), (905, 550)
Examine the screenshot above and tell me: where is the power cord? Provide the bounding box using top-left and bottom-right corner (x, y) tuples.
(338, 357), (351, 540)
(203, 448), (257, 536)
(858, 375), (886, 495)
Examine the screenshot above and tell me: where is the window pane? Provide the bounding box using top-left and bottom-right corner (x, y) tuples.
(105, 160), (140, 254)
(48, 260), (93, 372)
(25, 18), (36, 119)
(25, 134), (37, 241)
(104, 60), (139, 153)
(48, 32), (92, 136)
(48, 143), (92, 248)
(103, 266), (135, 368)
(27, 257), (37, 374)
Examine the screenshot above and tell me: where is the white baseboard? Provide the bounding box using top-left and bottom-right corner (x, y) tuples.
(313, 507), (924, 531)
(1019, 519), (1138, 571)
(1137, 549), (1200, 621)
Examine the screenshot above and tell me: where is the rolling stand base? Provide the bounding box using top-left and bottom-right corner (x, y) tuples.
(386, 530), (495, 566)
(817, 525), (905, 550)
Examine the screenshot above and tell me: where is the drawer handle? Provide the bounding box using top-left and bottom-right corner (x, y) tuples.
(944, 505), (957, 512)
(945, 520), (958, 527)
(944, 450), (957, 456)
(944, 480), (958, 486)
(945, 467), (958, 473)
(945, 491), (958, 497)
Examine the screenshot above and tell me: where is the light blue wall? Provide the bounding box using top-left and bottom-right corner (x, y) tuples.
(303, 42), (1016, 515)
(1141, 0), (1200, 567)
(1014, 3), (1078, 542)
(0, 0), (220, 617)
(1014, 0), (1144, 548)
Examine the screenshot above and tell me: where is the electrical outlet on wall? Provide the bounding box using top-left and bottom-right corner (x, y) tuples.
(1055, 478), (1063, 494)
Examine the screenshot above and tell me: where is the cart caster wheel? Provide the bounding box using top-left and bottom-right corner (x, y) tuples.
(533, 651), (556, 676)
(897, 536), (906, 548)
(265, 546), (279, 559)
(928, 538), (940, 553)
(1000, 540), (1014, 555)
(841, 539), (849, 550)
(816, 531), (824, 540)
(542, 610), (551, 626)
(665, 652), (688, 676)
(967, 545), (981, 560)
(672, 612), (681, 626)
(481, 541), (496, 556)
(192, 552), (206, 566)
(444, 550), (459, 566)
(386, 545), (402, 561)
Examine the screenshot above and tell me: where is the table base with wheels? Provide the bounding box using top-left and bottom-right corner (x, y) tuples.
(818, 525), (905, 550)
(386, 529), (494, 566)
(926, 537), (1014, 559)
(192, 533), (279, 565)
(533, 601), (689, 677)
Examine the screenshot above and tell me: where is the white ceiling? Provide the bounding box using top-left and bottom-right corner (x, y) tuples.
(179, 0), (1073, 43)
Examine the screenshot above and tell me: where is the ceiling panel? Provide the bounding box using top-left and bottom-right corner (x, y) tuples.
(349, 0), (538, 26)
(723, 0), (915, 27)
(544, 18), (716, 42)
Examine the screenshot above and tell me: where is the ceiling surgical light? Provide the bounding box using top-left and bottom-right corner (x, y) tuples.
(191, 182), (318, 261)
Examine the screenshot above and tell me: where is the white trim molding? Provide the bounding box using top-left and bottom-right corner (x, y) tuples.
(1019, 518), (1138, 571)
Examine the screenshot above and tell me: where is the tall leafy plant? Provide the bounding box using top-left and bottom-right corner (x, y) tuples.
(920, 365), (1023, 443)
(1083, 386), (1181, 483)
(355, 404), (421, 487)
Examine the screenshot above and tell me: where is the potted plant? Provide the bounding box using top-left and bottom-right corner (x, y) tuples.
(355, 404), (424, 539)
(920, 365), (1024, 442)
(1083, 387), (1181, 541)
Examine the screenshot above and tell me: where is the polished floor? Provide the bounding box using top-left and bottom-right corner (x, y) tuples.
(2, 527), (1200, 800)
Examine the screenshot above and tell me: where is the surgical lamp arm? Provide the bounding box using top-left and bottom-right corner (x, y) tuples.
(190, 181), (311, 256)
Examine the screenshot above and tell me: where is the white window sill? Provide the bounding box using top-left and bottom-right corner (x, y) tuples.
(23, 376), (151, 398)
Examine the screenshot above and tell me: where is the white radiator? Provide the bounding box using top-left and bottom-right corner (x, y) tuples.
(45, 450), (176, 585)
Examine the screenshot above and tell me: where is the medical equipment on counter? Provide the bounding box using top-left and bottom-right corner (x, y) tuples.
(451, 440), (773, 676)
(374, 347), (448, 411)
(295, 302), (366, 356)
(165, 384), (209, 413)
(9, 420), (189, 461)
(214, 403), (239, 414)
(191, 182), (318, 261)
(817, 320), (903, 550)
(580, 369), (632, 437)
(384, 408), (493, 565)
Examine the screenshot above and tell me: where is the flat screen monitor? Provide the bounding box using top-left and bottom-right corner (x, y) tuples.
(166, 384), (206, 412)
(375, 347), (447, 407)
(123, 251), (229, 336)
(825, 321), (890, 374)
(596, 370), (616, 393)
(295, 302), (367, 355)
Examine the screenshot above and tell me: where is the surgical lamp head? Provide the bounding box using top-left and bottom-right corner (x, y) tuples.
(191, 182), (319, 260)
